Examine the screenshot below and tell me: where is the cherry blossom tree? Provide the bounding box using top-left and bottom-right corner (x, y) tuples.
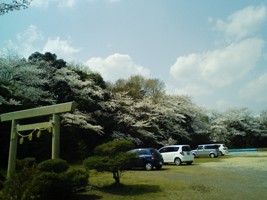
(0, 0), (32, 15)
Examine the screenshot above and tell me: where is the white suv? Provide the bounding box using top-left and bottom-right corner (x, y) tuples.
(214, 144), (228, 156)
(158, 145), (194, 165)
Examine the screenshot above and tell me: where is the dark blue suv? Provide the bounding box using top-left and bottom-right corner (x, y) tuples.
(127, 148), (163, 170)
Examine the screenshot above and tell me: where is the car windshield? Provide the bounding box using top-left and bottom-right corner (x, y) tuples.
(150, 149), (160, 155)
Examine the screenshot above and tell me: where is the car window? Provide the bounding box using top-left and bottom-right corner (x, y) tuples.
(182, 146), (191, 151)
(206, 145), (218, 149)
(198, 146), (203, 150)
(138, 150), (148, 155)
(159, 147), (166, 153)
(150, 149), (160, 155)
(159, 147), (179, 153)
(173, 147), (179, 152)
(165, 147), (173, 152)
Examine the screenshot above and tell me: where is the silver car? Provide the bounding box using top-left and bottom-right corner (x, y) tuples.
(191, 144), (220, 158)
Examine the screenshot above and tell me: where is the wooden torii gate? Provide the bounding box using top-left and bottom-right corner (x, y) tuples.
(0, 102), (76, 179)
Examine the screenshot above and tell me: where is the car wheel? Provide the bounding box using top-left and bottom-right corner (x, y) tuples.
(145, 163), (153, 170)
(220, 151), (224, 156)
(210, 153), (215, 158)
(174, 158), (181, 166)
(193, 154), (197, 158)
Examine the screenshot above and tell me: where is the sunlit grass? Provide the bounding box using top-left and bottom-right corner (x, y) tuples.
(75, 155), (267, 200)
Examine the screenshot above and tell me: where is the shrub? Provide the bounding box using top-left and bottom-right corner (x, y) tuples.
(66, 169), (89, 191)
(0, 173), (5, 190)
(24, 172), (72, 200)
(84, 140), (135, 184)
(16, 157), (37, 171)
(0, 168), (36, 200)
(37, 159), (69, 173)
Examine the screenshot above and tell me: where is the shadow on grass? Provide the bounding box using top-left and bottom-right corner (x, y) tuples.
(74, 193), (102, 200)
(97, 183), (161, 196)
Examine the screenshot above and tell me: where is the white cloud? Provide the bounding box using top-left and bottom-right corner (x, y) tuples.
(169, 5), (267, 112)
(3, 26), (80, 61)
(166, 83), (212, 97)
(170, 38), (264, 87)
(43, 37), (80, 60)
(5, 25), (44, 58)
(216, 5), (267, 41)
(31, 0), (77, 8)
(84, 53), (150, 82)
(239, 73), (267, 103)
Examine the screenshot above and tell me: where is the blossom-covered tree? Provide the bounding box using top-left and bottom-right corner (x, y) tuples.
(0, 0), (32, 15)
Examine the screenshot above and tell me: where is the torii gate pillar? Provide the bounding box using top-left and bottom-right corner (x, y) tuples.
(0, 102), (76, 179)
(52, 113), (60, 159)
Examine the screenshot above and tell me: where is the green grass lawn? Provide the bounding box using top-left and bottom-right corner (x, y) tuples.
(75, 156), (267, 200)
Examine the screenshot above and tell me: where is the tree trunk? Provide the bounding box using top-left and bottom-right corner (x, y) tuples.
(113, 170), (120, 184)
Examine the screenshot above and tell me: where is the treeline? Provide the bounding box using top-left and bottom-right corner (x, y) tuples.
(0, 52), (267, 165)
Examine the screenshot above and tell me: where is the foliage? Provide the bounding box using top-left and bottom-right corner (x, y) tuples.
(0, 0), (31, 15)
(0, 56), (54, 110)
(1, 52), (267, 168)
(0, 158), (88, 200)
(66, 169), (89, 191)
(0, 52), (110, 164)
(0, 173), (5, 190)
(37, 159), (69, 173)
(0, 167), (37, 200)
(24, 172), (73, 200)
(83, 140), (135, 184)
(209, 108), (267, 147)
(108, 75), (165, 103)
(16, 157), (37, 171)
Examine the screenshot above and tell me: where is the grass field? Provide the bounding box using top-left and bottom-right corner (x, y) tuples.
(75, 152), (267, 200)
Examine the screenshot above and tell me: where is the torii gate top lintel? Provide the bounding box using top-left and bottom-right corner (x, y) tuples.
(0, 101), (76, 122)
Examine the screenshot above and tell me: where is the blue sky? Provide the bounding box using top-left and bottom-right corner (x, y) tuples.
(1, 0), (267, 114)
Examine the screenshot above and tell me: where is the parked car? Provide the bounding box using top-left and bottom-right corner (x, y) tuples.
(191, 144), (220, 158)
(214, 143), (228, 156)
(127, 148), (164, 170)
(158, 145), (194, 165)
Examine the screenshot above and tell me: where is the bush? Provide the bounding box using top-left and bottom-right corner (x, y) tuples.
(0, 173), (5, 190)
(24, 172), (72, 200)
(0, 168), (36, 200)
(84, 140), (135, 184)
(37, 159), (69, 173)
(16, 157), (37, 171)
(66, 169), (89, 191)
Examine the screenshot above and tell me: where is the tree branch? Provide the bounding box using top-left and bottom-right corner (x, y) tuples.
(0, 0), (32, 15)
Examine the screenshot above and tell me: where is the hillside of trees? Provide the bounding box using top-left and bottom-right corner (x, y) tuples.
(1, 52), (267, 166)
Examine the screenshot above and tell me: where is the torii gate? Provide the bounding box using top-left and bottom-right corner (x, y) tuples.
(0, 102), (76, 179)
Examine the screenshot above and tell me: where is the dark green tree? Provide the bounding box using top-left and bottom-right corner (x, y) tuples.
(108, 75), (165, 103)
(83, 140), (135, 185)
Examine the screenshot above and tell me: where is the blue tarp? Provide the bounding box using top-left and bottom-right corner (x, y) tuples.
(228, 148), (257, 154)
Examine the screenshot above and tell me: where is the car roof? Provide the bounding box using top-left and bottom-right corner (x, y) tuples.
(131, 148), (155, 151)
(161, 145), (190, 147)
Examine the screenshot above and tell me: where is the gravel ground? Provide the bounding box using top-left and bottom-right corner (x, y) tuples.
(201, 152), (267, 188)
(202, 152), (266, 170)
